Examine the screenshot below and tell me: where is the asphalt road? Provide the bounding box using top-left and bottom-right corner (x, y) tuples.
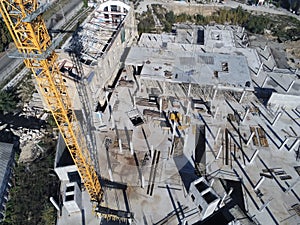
(0, 0), (82, 85)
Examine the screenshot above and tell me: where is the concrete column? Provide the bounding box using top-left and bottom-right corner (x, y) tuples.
(133, 95), (136, 108)
(141, 174), (145, 188)
(242, 107), (250, 123)
(262, 76), (268, 87)
(279, 138), (289, 151)
(138, 76), (141, 91)
(214, 127), (221, 142)
(287, 80), (295, 93)
(130, 141), (134, 155)
(119, 139), (123, 153)
(219, 192), (227, 208)
(212, 87), (218, 100)
(108, 169), (113, 181)
(290, 139), (300, 152)
(219, 188), (233, 208)
(213, 107), (219, 119)
(255, 62), (263, 77)
(246, 132), (255, 146)
(216, 145), (223, 159)
(159, 97), (163, 113)
(187, 83), (191, 97)
(249, 149), (259, 164)
(272, 111), (282, 126)
(285, 177), (300, 193)
(242, 34), (246, 41)
(259, 198), (272, 212)
(254, 176), (265, 191)
(239, 90), (246, 103)
(150, 145), (154, 158)
(228, 187), (233, 196)
(267, 53), (272, 61)
(172, 122), (177, 141)
(186, 99), (191, 115)
(111, 114), (115, 129)
(184, 133), (189, 151)
(182, 219), (187, 225)
(50, 197), (60, 212)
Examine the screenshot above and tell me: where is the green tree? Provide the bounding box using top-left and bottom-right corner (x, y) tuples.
(0, 20), (12, 52)
(246, 15), (270, 34)
(165, 11), (175, 24)
(0, 90), (18, 113)
(16, 78), (35, 105)
(41, 205), (56, 225)
(82, 0), (88, 8)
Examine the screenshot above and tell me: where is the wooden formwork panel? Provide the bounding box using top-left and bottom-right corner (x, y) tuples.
(257, 127), (269, 147)
(250, 126), (259, 146)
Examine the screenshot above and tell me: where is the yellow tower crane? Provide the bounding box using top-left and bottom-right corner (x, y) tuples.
(0, 0), (102, 202)
(0, 0), (133, 221)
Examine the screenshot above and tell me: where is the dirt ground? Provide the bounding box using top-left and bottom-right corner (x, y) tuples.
(285, 40), (300, 68)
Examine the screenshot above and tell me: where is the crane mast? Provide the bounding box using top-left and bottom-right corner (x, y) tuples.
(0, 0), (102, 203)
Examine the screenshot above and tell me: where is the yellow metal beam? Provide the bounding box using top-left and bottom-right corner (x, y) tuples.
(0, 0), (102, 202)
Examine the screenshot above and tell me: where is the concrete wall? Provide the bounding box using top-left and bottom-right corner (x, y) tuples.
(268, 92), (300, 109)
(64, 182), (82, 214)
(189, 177), (220, 220)
(54, 134), (78, 181)
(90, 2), (138, 108)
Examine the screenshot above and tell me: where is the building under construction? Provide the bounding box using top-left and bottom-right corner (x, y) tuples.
(0, 0), (299, 224)
(54, 2), (300, 223)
